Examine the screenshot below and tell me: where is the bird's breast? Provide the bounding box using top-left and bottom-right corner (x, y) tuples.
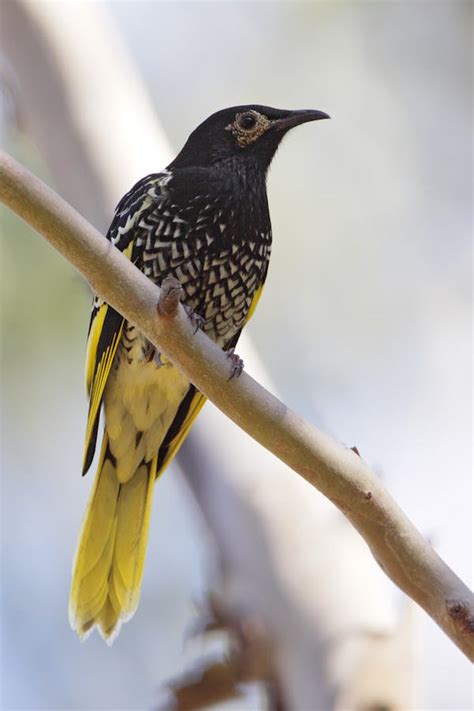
(134, 193), (272, 348)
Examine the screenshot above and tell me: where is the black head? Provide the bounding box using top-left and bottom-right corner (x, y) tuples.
(169, 104), (330, 172)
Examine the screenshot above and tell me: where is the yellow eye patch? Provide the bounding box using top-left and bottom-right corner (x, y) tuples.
(225, 111), (272, 147)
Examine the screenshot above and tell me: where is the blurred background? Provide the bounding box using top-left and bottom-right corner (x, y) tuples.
(1, 1), (471, 709)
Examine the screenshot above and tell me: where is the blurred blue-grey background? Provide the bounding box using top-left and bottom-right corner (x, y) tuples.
(1, 1), (471, 709)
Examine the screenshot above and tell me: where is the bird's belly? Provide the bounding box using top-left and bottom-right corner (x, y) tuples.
(200, 288), (252, 347)
(103, 341), (189, 483)
(141, 229), (270, 348)
(188, 260), (263, 347)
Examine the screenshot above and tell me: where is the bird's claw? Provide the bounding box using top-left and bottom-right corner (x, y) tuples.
(154, 351), (165, 367)
(143, 342), (165, 368)
(158, 276), (183, 317)
(183, 305), (204, 334)
(226, 348), (244, 380)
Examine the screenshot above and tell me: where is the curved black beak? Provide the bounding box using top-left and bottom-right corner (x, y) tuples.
(273, 109), (330, 131)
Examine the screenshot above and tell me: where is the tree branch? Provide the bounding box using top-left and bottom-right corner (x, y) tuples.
(1, 150), (472, 660)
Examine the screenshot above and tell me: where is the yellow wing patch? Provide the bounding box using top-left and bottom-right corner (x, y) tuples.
(85, 304), (117, 394)
(82, 242), (134, 474)
(82, 308), (124, 473)
(245, 282), (264, 324)
(156, 391), (207, 478)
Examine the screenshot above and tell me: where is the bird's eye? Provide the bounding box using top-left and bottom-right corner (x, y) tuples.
(238, 113), (257, 130)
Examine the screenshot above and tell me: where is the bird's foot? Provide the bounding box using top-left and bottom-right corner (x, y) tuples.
(143, 342), (165, 367)
(158, 276), (183, 317)
(226, 348), (244, 380)
(154, 350), (165, 367)
(183, 305), (204, 335)
(143, 341), (155, 363)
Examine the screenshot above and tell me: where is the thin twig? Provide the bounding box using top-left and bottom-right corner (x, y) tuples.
(1, 151), (472, 660)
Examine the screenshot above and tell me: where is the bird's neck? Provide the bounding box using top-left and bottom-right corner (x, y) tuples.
(211, 158), (271, 236)
(168, 158), (271, 235)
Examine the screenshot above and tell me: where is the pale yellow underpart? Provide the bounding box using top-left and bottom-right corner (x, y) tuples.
(70, 357), (190, 642)
(105, 355), (190, 483)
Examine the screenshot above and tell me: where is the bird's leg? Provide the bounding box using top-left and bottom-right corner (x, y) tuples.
(143, 340), (165, 367)
(143, 341), (156, 363)
(158, 276), (202, 334)
(183, 304), (204, 335)
(158, 276), (183, 317)
(226, 348), (244, 380)
(154, 351), (165, 367)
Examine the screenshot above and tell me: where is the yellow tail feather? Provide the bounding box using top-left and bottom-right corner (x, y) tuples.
(69, 435), (156, 643)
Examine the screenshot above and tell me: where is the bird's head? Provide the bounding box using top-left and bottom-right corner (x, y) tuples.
(169, 104), (330, 173)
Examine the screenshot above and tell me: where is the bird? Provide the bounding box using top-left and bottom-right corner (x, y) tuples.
(69, 104), (329, 643)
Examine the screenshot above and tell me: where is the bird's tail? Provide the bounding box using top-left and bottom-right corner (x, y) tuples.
(69, 435), (156, 643)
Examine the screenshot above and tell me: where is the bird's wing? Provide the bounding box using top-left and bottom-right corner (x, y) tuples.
(156, 385), (207, 475)
(244, 281), (265, 325)
(82, 174), (169, 475)
(82, 300), (125, 475)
